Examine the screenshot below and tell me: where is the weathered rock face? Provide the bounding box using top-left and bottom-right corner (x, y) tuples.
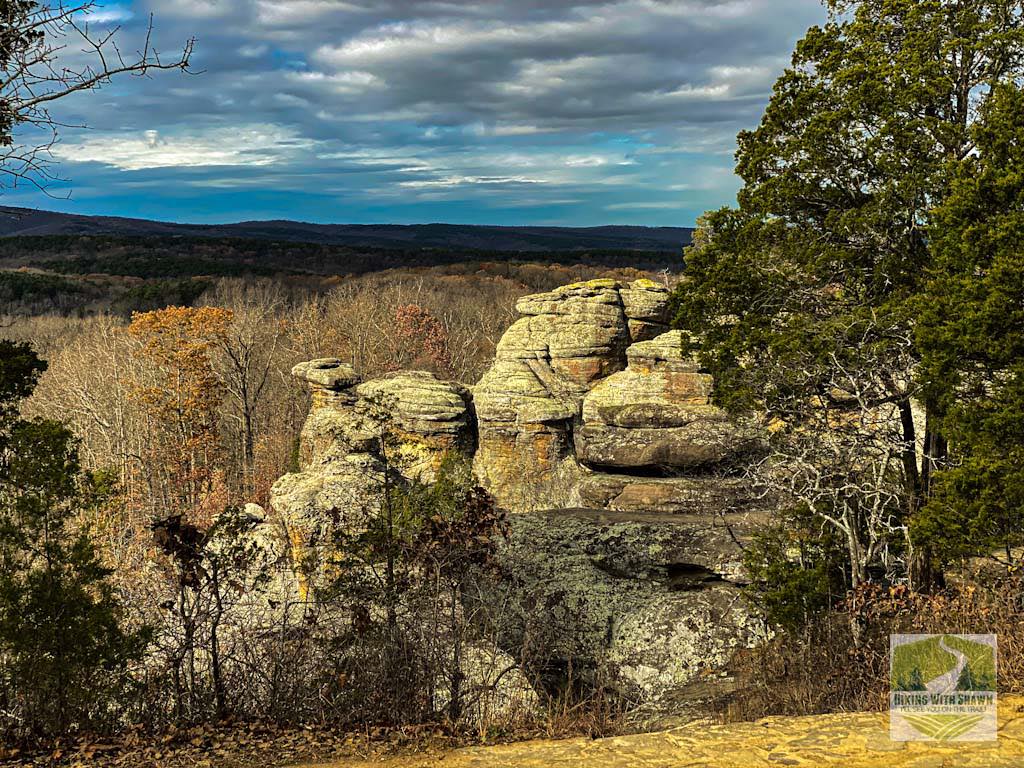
(470, 308), (769, 704)
(577, 331), (763, 473)
(491, 510), (766, 705)
(271, 361), (473, 585)
(271, 278), (771, 709)
(356, 370), (474, 481)
(472, 279), (672, 510)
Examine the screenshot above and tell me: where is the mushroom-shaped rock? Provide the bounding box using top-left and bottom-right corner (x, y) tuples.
(292, 358), (360, 410)
(291, 358), (359, 390)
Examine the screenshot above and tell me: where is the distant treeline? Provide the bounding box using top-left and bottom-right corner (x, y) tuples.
(0, 234), (669, 318)
(0, 234), (683, 280)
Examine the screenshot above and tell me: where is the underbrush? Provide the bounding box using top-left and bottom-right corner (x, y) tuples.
(0, 677), (625, 767)
(719, 575), (1024, 722)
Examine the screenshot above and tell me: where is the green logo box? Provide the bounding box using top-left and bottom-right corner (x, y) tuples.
(890, 633), (997, 742)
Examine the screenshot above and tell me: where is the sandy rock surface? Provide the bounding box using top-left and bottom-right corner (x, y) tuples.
(298, 695), (1024, 768)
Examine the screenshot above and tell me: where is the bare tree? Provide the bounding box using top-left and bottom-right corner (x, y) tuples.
(206, 280), (288, 496)
(1, 1), (194, 191)
(747, 316), (921, 591)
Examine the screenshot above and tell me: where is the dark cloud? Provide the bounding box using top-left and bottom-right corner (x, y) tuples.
(10, 0), (826, 225)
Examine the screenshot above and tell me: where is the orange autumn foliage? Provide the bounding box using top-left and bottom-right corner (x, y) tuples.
(127, 307), (233, 523)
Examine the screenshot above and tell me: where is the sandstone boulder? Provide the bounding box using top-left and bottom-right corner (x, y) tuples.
(298, 406), (379, 468)
(356, 370), (474, 481)
(473, 279), (672, 510)
(291, 358), (359, 410)
(620, 278), (671, 342)
(276, 362), (474, 592)
(576, 331), (763, 471)
(271, 452), (396, 553)
(291, 358), (359, 390)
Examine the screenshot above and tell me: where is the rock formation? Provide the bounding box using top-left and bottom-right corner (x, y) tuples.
(355, 370), (475, 481)
(272, 360), (473, 579)
(473, 278), (672, 509)
(271, 279), (772, 708)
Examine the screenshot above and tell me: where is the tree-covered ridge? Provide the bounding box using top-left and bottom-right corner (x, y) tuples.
(0, 233), (684, 277)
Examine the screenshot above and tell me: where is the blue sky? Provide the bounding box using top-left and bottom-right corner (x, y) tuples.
(4, 0), (826, 226)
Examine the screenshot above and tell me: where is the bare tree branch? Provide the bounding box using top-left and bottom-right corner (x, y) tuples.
(1, 1), (194, 193)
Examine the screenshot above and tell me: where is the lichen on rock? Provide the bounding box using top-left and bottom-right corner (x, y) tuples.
(270, 277), (773, 710)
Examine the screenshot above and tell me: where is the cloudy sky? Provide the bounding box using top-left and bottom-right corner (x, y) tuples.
(6, 0), (826, 226)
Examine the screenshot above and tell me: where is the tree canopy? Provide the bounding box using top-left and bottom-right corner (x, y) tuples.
(913, 83), (1024, 565)
(671, 0), (1024, 590)
(0, 340), (145, 738)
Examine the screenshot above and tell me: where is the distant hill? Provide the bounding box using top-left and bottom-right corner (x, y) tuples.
(0, 206), (692, 253)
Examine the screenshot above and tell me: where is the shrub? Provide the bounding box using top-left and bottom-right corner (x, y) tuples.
(0, 340), (146, 740)
(721, 578), (1024, 722)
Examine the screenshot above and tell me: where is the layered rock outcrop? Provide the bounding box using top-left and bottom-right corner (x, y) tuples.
(577, 331), (759, 472)
(271, 279), (772, 707)
(272, 360), (473, 578)
(355, 370), (474, 481)
(472, 282), (763, 515)
(472, 279), (673, 509)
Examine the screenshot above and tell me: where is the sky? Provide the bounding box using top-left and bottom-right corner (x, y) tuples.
(4, 0), (827, 226)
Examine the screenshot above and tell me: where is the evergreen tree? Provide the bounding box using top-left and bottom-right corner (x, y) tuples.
(0, 339), (146, 739)
(914, 84), (1024, 567)
(956, 662), (978, 691)
(907, 666), (926, 692)
(671, 0), (1024, 588)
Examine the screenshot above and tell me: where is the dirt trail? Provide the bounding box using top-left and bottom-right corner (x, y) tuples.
(296, 696), (1024, 768)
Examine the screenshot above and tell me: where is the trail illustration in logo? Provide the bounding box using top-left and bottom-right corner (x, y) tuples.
(890, 634), (997, 742)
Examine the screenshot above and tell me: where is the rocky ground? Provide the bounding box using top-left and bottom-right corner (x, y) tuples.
(8, 698), (1024, 767)
(300, 696), (1024, 768)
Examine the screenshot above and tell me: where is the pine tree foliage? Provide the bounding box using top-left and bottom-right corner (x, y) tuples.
(0, 339), (146, 739)
(671, 0), (1024, 588)
(914, 83), (1024, 566)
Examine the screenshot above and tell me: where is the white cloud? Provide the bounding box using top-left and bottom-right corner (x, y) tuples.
(54, 125), (316, 171)
(81, 5), (134, 23)
(255, 0), (363, 26)
(238, 43), (269, 58)
(44, 0), (826, 224)
(605, 201), (682, 210)
(564, 155), (609, 167)
(400, 175), (547, 188)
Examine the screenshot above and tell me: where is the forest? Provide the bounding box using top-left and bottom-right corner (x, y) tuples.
(0, 234), (679, 316)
